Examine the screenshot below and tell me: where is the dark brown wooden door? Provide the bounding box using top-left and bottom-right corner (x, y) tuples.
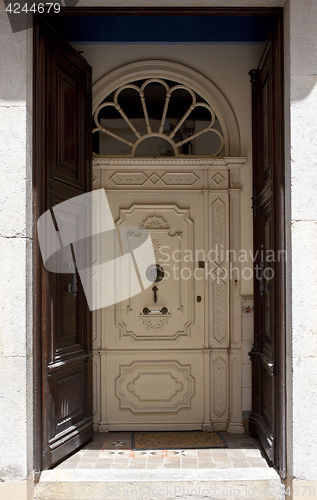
(249, 13), (286, 478)
(34, 17), (93, 470)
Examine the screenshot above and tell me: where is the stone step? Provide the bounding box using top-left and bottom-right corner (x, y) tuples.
(35, 467), (285, 500)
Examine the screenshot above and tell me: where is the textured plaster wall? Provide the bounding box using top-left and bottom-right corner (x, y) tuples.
(288, 0), (317, 481)
(0, 2), (33, 483)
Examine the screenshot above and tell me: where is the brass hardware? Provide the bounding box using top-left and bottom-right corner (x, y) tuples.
(142, 307), (168, 315)
(198, 261), (205, 269)
(152, 285), (158, 303)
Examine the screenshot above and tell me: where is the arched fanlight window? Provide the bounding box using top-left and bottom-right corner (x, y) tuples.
(93, 78), (225, 157)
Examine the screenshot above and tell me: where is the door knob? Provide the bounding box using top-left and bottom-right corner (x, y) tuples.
(197, 295), (202, 302)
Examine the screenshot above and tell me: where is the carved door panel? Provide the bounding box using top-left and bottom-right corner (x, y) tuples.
(102, 192), (205, 429)
(106, 200), (204, 348)
(34, 18), (93, 469)
(249, 15), (286, 477)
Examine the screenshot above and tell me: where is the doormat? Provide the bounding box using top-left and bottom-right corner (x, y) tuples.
(132, 431), (227, 450)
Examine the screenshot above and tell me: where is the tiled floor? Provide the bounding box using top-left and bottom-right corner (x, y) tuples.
(54, 432), (271, 470)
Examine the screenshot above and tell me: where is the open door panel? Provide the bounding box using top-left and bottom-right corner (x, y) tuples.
(34, 16), (93, 469)
(249, 13), (286, 478)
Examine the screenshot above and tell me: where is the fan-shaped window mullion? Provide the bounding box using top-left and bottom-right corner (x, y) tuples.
(140, 79), (171, 135)
(114, 85), (142, 139)
(131, 133), (178, 157)
(167, 86), (196, 140)
(94, 102), (134, 148)
(175, 103), (216, 147)
(93, 76), (226, 157)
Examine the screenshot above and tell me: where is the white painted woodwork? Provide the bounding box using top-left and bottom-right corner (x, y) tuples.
(93, 77), (225, 157)
(91, 61), (246, 432)
(92, 157), (245, 432)
(92, 61), (241, 157)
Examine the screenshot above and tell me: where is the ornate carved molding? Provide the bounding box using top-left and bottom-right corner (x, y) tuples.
(93, 156), (247, 169)
(161, 172), (199, 185)
(141, 380), (170, 394)
(143, 215), (168, 229)
(211, 172), (225, 186)
(116, 360), (194, 412)
(152, 238), (163, 262)
(114, 204), (193, 343)
(211, 198), (226, 266)
(110, 172), (148, 185)
(143, 316), (169, 331)
(213, 282), (226, 343)
(213, 356), (227, 417)
(109, 170), (199, 187)
(148, 172), (160, 184)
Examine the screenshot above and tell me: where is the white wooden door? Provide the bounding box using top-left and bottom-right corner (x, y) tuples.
(103, 192), (205, 430)
(92, 159), (245, 433)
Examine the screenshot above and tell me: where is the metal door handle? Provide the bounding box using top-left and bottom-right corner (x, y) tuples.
(152, 285), (158, 303)
(142, 307), (168, 315)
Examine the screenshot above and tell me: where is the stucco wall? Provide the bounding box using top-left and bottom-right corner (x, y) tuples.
(288, 0), (317, 483)
(0, 0), (33, 494)
(1, 0), (317, 495)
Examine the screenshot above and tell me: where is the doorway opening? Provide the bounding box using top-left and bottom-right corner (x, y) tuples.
(34, 7), (285, 477)
(90, 60), (245, 434)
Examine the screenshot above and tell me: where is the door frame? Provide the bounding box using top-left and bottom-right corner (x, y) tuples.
(33, 6), (285, 474)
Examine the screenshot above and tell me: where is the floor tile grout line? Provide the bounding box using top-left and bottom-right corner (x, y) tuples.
(55, 431), (269, 471)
